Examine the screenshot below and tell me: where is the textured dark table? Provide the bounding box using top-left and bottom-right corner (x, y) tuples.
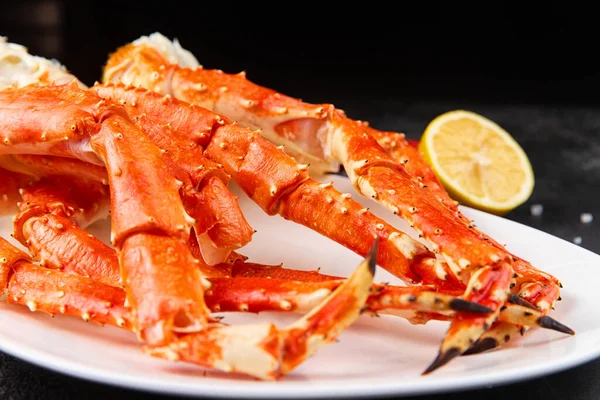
(1, 99), (599, 400)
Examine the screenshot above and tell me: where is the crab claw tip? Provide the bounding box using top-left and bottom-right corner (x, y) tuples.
(422, 347), (461, 375)
(537, 316), (575, 335)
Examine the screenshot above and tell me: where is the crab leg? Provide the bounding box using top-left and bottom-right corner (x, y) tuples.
(229, 262), (572, 335)
(7, 261), (133, 329)
(102, 35), (562, 276)
(3, 228), (569, 339)
(94, 83), (450, 286)
(12, 177), (118, 286)
(0, 236), (132, 328)
(102, 36), (555, 288)
(2, 235), (569, 339)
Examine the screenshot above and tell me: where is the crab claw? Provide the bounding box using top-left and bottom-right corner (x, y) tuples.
(422, 263), (512, 375)
(463, 307), (575, 356)
(463, 280), (569, 356)
(146, 239), (378, 380)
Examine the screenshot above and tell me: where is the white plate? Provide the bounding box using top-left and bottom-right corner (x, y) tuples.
(0, 175), (598, 399)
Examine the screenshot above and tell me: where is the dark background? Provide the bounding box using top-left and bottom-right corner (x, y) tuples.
(1, 1), (600, 399)
(2, 1), (598, 106)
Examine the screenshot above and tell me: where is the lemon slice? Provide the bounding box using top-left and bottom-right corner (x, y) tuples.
(418, 110), (534, 216)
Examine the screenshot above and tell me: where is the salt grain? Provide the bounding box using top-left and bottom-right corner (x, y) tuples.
(580, 213), (593, 224)
(530, 204), (543, 216)
(573, 236), (583, 245)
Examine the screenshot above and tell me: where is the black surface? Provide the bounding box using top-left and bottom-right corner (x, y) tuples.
(1, 99), (599, 399)
(2, 1), (600, 106)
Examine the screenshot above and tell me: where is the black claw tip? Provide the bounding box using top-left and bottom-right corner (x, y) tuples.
(508, 293), (539, 310)
(449, 298), (494, 314)
(462, 337), (499, 356)
(537, 316), (575, 335)
(422, 347), (461, 375)
(366, 238), (379, 276)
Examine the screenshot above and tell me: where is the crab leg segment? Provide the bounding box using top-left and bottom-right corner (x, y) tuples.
(91, 110), (213, 343)
(12, 177), (118, 286)
(362, 125), (457, 209)
(94, 85), (253, 263)
(0, 236), (131, 329)
(149, 241), (378, 379)
(7, 261), (133, 329)
(22, 211), (120, 284)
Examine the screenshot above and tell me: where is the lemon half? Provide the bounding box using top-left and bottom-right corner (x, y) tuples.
(418, 110), (534, 216)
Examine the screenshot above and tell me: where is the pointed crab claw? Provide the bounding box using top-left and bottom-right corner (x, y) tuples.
(145, 239), (378, 380)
